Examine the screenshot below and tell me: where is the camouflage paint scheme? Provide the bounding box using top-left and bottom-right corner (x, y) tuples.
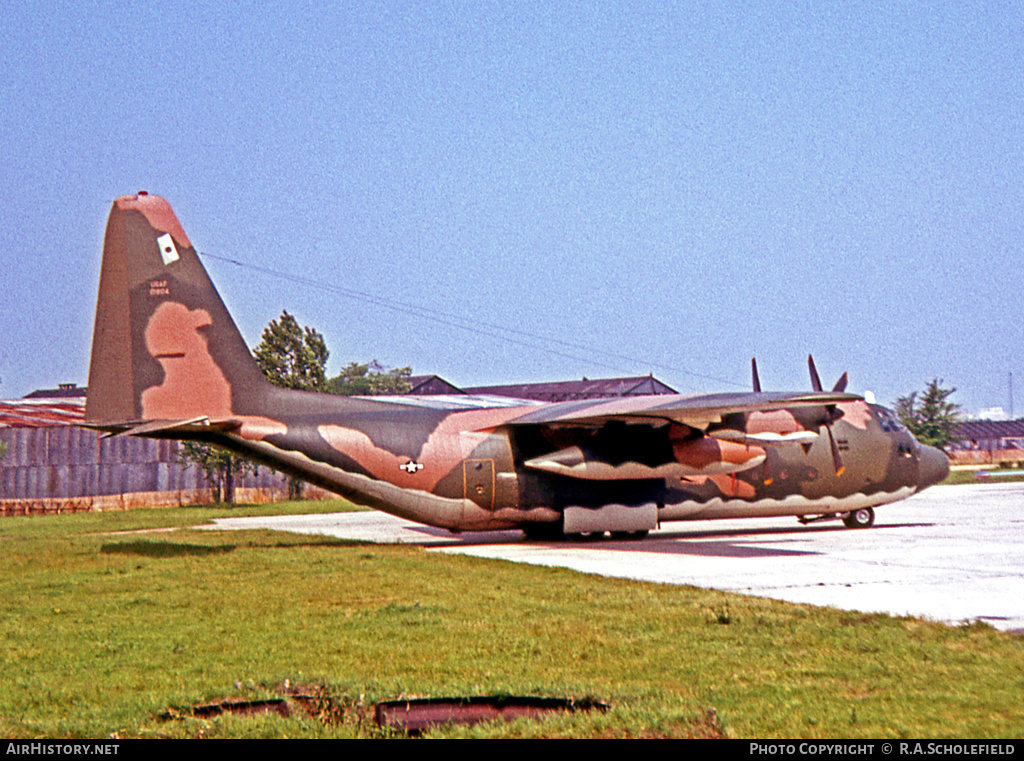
(84, 194), (949, 537)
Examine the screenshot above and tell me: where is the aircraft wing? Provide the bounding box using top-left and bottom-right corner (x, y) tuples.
(506, 390), (861, 430)
(505, 390), (862, 482)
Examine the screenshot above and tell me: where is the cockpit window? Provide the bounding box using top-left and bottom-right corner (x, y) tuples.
(874, 407), (908, 433)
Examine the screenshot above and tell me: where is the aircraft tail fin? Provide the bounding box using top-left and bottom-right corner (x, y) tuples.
(85, 192), (270, 425)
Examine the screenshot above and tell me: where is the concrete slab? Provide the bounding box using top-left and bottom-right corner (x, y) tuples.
(204, 483), (1024, 632)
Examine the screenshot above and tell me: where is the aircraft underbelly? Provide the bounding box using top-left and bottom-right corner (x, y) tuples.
(658, 486), (915, 522)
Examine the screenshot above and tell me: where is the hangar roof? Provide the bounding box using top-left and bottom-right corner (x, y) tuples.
(462, 375), (678, 402)
(0, 398), (85, 428)
(22, 383), (87, 400)
(954, 419), (1024, 441)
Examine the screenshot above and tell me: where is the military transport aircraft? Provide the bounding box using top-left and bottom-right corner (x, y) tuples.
(83, 192), (949, 539)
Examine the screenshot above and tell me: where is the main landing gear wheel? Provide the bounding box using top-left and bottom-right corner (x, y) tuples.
(842, 507), (875, 529)
(609, 530), (650, 540)
(522, 521), (565, 541)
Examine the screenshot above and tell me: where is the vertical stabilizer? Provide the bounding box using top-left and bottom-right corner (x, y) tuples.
(85, 192), (269, 424)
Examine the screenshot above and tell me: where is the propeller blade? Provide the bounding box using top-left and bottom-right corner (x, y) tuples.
(751, 358), (761, 393)
(826, 424), (845, 476)
(804, 356), (848, 475)
(808, 354), (823, 392)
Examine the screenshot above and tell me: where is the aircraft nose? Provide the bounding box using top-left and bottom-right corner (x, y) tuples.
(917, 445), (950, 491)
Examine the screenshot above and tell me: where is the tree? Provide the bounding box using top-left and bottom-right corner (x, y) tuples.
(178, 441), (256, 504)
(895, 379), (962, 450)
(327, 360), (412, 396)
(254, 310), (329, 391)
(253, 310), (331, 499)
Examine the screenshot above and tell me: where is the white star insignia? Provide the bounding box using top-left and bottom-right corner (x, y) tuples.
(400, 460), (424, 474)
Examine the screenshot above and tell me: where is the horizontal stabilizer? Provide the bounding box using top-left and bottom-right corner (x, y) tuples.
(80, 416), (241, 439)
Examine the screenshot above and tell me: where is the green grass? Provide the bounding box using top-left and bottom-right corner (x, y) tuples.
(0, 501), (1022, 738)
(945, 468), (1024, 485)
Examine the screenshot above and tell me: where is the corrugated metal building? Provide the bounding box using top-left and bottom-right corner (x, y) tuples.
(948, 419), (1024, 465)
(0, 394), (288, 509)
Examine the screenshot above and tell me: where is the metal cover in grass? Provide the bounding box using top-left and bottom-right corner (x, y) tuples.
(375, 696), (608, 733)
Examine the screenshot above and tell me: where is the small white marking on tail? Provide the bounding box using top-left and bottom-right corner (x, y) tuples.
(157, 233), (179, 265)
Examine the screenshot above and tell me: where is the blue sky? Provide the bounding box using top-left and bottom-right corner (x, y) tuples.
(2, 2), (1022, 414)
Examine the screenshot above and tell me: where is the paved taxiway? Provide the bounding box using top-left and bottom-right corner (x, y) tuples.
(206, 483), (1024, 632)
